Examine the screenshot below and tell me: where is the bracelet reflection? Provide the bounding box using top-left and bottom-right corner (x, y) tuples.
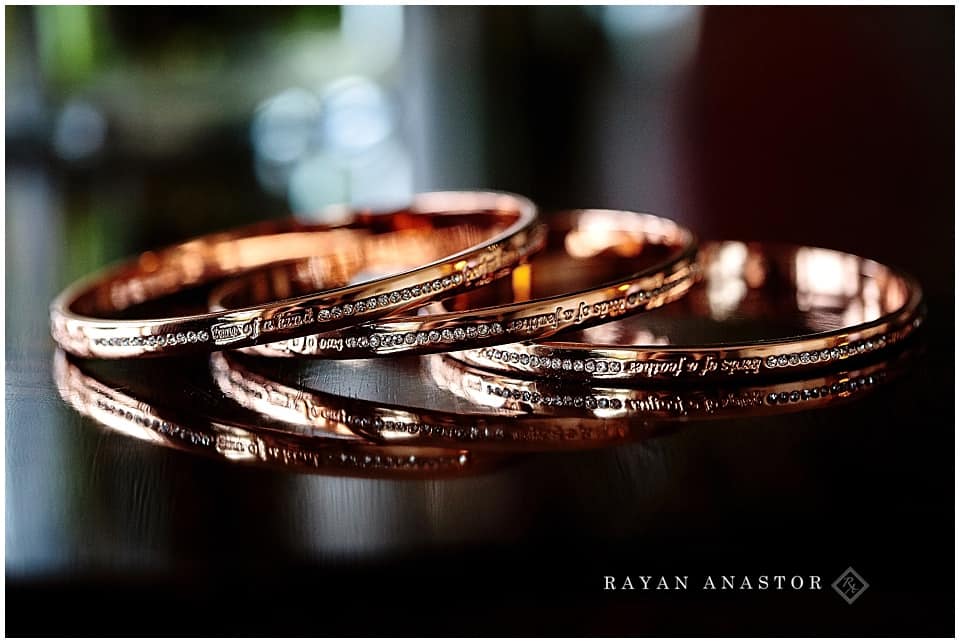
(209, 346), (913, 451)
(53, 349), (486, 478)
(210, 351), (640, 452)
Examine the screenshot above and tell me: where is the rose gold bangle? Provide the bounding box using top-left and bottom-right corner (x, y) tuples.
(454, 241), (924, 382)
(53, 350), (482, 478)
(427, 350), (912, 423)
(50, 191), (541, 358)
(211, 210), (698, 358)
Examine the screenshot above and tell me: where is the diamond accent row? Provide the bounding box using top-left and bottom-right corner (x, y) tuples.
(486, 374), (882, 412)
(481, 333), (901, 375)
(95, 331), (210, 348)
(339, 413), (506, 442)
(764, 374), (881, 405)
(95, 398), (214, 446)
(481, 348), (624, 374)
(365, 322), (505, 350)
(486, 385), (624, 409)
(328, 450), (469, 470)
(95, 272), (470, 349)
(764, 336), (889, 369)
(96, 395), (463, 470)
(317, 272), (465, 321)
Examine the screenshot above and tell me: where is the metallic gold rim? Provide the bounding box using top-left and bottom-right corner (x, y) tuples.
(454, 241), (924, 382)
(427, 351), (911, 422)
(50, 191), (541, 358)
(218, 210), (699, 359)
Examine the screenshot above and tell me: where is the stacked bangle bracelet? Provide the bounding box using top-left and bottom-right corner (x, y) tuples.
(211, 209), (699, 358)
(453, 241), (924, 381)
(427, 350), (910, 422)
(50, 191), (542, 358)
(49, 185), (927, 467)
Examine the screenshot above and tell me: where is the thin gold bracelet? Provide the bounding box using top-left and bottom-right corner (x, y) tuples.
(455, 241), (924, 382)
(51, 191), (541, 358)
(213, 209), (699, 358)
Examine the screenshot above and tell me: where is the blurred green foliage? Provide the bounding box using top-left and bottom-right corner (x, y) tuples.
(10, 6), (341, 93)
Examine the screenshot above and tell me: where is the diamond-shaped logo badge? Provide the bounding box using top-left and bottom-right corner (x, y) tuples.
(832, 567), (869, 604)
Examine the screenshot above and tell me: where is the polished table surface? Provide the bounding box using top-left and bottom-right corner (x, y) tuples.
(6, 155), (953, 635)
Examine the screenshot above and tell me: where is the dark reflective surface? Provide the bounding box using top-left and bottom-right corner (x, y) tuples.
(7, 6), (952, 636)
(9, 204), (953, 638)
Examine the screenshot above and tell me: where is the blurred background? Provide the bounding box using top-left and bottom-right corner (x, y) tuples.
(5, 6), (954, 635)
(7, 3), (953, 407)
(6, 6), (952, 262)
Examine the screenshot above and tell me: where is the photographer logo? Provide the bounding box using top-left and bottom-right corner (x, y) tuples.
(831, 567), (869, 604)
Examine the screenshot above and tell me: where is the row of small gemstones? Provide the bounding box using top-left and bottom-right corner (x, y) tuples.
(97, 397), (463, 469)
(764, 336), (889, 369)
(93, 272), (468, 348)
(481, 348), (624, 374)
(317, 272), (465, 321)
(310, 233), (551, 328)
(764, 374), (881, 404)
(481, 333), (900, 374)
(341, 413), (507, 442)
(485, 374), (882, 411)
(95, 398), (214, 446)
(363, 320), (505, 350)
(487, 384), (624, 409)
(95, 330), (211, 348)
(322, 284), (686, 353)
(329, 450), (468, 469)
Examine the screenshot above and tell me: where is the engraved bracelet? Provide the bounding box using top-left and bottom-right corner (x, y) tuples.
(53, 350), (483, 478)
(426, 350), (910, 423)
(211, 209), (699, 358)
(50, 191), (542, 358)
(453, 241), (924, 382)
